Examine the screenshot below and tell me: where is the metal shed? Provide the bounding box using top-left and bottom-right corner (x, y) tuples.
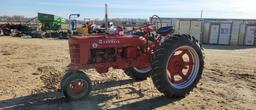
(175, 19), (202, 42)
(162, 18), (256, 46)
(243, 20), (256, 45)
(230, 20), (243, 45)
(153, 17), (256, 46)
(203, 19), (233, 45)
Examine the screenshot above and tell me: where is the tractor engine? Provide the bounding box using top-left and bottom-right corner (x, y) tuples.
(89, 47), (142, 73)
(90, 48), (116, 63)
(90, 47), (140, 63)
(89, 47), (141, 64)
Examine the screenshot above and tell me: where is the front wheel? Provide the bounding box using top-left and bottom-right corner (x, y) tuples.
(151, 34), (204, 97)
(61, 71), (92, 100)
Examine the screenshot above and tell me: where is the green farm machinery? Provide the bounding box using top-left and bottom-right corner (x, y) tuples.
(37, 13), (68, 38)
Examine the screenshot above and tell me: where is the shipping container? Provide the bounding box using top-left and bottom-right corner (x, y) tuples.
(202, 22), (210, 44)
(174, 20), (180, 34)
(219, 23), (231, 45)
(244, 25), (256, 45)
(178, 20), (190, 34)
(238, 24), (246, 45)
(230, 20), (243, 45)
(209, 24), (219, 44)
(171, 18), (178, 27)
(190, 20), (202, 42)
(176, 19), (202, 42)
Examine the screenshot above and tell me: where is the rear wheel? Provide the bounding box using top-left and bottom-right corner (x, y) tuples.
(151, 34), (204, 97)
(61, 71), (92, 100)
(124, 66), (152, 81)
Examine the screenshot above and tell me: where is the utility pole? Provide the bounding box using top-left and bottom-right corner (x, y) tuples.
(200, 10), (203, 19)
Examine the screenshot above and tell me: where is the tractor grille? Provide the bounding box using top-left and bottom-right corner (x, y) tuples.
(69, 44), (80, 64)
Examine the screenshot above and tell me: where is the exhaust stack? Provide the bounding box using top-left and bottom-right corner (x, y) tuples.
(105, 4), (108, 31)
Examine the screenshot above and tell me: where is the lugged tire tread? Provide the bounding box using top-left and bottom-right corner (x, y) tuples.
(151, 34), (204, 98)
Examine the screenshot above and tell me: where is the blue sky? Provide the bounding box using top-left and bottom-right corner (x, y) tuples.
(0, 0), (255, 19)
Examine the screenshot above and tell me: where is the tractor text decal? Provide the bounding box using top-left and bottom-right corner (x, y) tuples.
(98, 39), (120, 44)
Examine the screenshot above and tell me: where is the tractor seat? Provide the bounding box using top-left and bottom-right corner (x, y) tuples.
(133, 31), (145, 36)
(156, 26), (174, 35)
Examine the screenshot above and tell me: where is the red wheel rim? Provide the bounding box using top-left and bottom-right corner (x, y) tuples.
(68, 79), (87, 95)
(167, 48), (194, 84)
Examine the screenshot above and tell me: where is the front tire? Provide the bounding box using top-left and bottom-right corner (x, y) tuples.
(61, 71), (92, 100)
(151, 34), (204, 97)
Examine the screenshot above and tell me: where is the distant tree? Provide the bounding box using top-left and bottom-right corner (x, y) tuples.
(0, 15), (30, 22)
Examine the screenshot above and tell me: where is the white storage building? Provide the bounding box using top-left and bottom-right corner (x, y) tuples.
(159, 18), (256, 46)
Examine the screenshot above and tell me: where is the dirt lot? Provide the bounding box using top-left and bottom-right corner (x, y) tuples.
(0, 36), (255, 110)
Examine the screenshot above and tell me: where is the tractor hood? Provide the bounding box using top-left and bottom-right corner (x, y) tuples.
(69, 35), (147, 49)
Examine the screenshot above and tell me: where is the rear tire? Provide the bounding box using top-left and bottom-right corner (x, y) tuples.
(124, 67), (151, 81)
(151, 34), (204, 98)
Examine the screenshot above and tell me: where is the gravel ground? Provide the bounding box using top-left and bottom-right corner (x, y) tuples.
(0, 36), (255, 110)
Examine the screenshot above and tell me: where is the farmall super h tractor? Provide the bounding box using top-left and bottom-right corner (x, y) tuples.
(61, 13), (204, 100)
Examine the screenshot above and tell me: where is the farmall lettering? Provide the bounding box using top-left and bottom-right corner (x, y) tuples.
(99, 39), (120, 45)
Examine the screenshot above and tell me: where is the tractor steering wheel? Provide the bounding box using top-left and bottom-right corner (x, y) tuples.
(137, 15), (162, 35)
(150, 15), (162, 31)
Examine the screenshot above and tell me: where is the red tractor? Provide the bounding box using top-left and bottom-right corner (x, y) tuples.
(61, 15), (204, 100)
